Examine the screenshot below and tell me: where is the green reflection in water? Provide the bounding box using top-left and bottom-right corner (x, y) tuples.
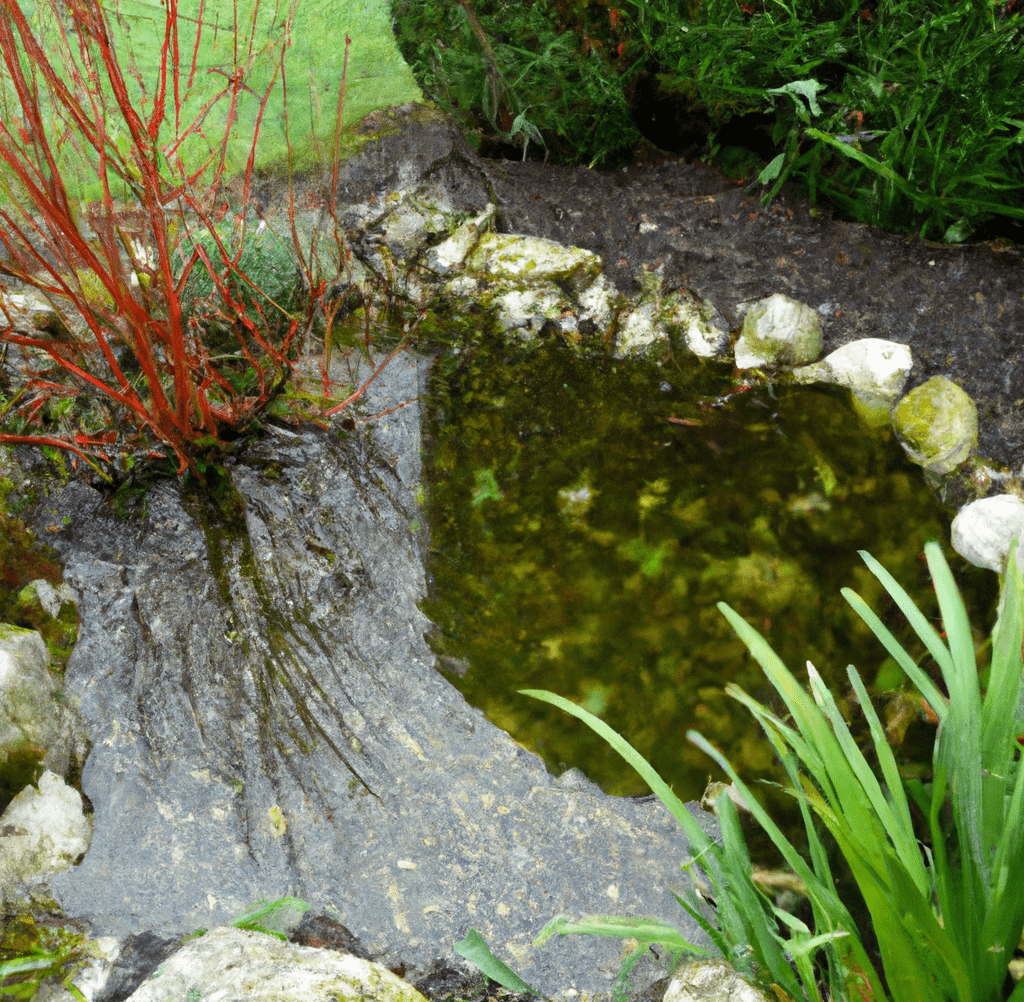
(421, 338), (996, 806)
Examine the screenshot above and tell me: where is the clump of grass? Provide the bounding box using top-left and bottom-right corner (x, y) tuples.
(396, 0), (1024, 240)
(391, 0), (643, 165)
(460, 540), (1024, 1001)
(634, 0), (1024, 241)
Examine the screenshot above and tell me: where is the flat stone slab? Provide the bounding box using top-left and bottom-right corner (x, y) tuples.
(35, 353), (715, 998)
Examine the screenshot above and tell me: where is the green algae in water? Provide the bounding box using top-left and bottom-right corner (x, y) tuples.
(421, 339), (997, 802)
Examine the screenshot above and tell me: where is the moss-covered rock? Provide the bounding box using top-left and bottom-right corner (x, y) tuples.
(734, 294), (822, 370)
(892, 375), (978, 474)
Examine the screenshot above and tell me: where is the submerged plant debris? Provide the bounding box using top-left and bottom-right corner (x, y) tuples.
(421, 338), (997, 804)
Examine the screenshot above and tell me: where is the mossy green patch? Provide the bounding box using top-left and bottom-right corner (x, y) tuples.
(0, 908), (93, 998)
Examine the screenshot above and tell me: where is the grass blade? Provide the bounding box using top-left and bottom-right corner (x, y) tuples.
(519, 689), (713, 855)
(840, 587), (948, 722)
(454, 928), (546, 997)
(856, 548), (955, 681)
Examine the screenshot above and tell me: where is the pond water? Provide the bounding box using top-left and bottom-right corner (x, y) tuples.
(420, 337), (997, 807)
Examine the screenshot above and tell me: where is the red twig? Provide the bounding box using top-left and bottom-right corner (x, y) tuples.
(0, 0), (403, 478)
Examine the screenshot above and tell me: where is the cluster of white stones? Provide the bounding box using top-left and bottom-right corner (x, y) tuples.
(724, 292), (1020, 577)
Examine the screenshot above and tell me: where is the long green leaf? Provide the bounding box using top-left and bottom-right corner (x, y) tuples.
(805, 661), (928, 896)
(533, 915), (708, 954)
(715, 793), (811, 1001)
(840, 587), (948, 722)
(981, 538), (1024, 777)
(689, 730), (888, 1002)
(686, 731), (843, 922)
(519, 689), (714, 856)
(454, 928), (546, 997)
(0, 955), (57, 978)
(845, 664), (920, 879)
(804, 128), (932, 206)
(718, 605), (901, 877)
(857, 547), (956, 682)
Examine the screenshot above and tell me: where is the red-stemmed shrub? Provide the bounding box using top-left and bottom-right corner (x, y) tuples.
(0, 0), (399, 477)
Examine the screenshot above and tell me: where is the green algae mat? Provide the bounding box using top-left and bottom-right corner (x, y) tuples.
(421, 339), (998, 806)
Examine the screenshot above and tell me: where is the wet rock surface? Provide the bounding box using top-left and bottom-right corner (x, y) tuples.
(7, 104), (1024, 1001)
(29, 354), (716, 998)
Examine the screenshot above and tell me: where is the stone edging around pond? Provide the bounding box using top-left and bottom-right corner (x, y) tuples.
(1, 100), (1020, 571)
(339, 188), (1024, 577)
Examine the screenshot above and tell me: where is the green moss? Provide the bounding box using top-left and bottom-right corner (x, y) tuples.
(0, 908), (93, 998)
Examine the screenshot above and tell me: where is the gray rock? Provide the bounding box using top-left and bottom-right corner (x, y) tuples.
(34, 352), (715, 998)
(951, 494), (1024, 572)
(124, 926), (427, 1002)
(733, 294), (822, 370)
(892, 375), (978, 474)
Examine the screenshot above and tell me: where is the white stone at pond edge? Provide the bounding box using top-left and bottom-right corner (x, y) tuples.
(790, 338), (912, 413)
(422, 205), (496, 274)
(891, 375), (978, 475)
(951, 494), (1024, 572)
(124, 926), (430, 1002)
(0, 770), (91, 905)
(465, 231), (602, 295)
(663, 960), (773, 1002)
(733, 294), (822, 369)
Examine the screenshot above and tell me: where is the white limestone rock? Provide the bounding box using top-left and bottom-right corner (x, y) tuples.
(951, 494), (1024, 572)
(125, 926), (431, 1002)
(615, 296), (661, 356)
(493, 284), (565, 336)
(891, 376), (978, 474)
(614, 283), (727, 358)
(0, 770), (91, 904)
(663, 959), (773, 1002)
(791, 338), (912, 415)
(733, 294), (822, 369)
(465, 231), (601, 294)
(423, 205), (495, 274)
(0, 625), (61, 763)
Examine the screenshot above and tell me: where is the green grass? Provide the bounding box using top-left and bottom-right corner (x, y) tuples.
(393, 0), (1024, 241)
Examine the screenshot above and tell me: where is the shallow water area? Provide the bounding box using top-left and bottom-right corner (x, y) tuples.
(421, 337), (997, 804)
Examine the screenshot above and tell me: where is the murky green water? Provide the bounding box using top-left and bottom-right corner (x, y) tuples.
(421, 338), (997, 805)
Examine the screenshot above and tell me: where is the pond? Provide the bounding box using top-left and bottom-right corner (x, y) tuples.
(420, 335), (998, 810)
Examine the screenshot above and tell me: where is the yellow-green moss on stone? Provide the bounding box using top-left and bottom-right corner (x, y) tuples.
(891, 375), (978, 474)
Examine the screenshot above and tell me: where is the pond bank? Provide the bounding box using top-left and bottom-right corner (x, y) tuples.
(3, 102), (1023, 1002)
